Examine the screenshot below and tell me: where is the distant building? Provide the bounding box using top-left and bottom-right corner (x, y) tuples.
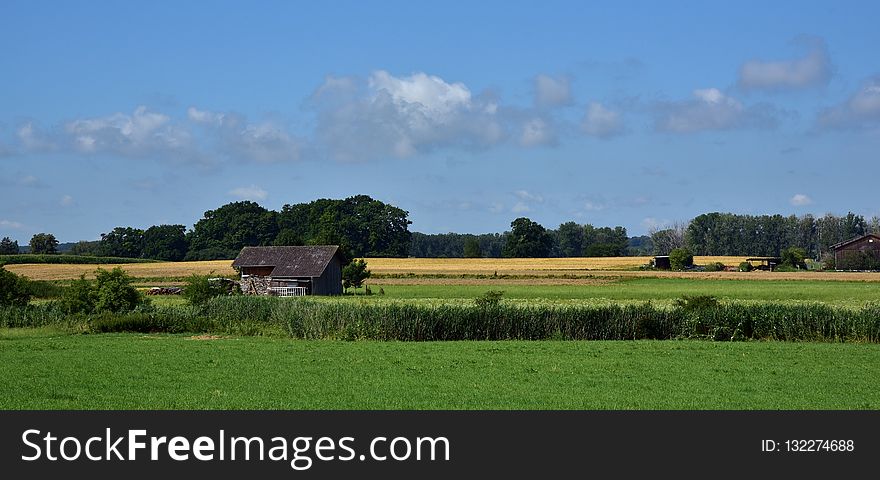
(830, 234), (880, 271)
(232, 246), (344, 296)
(652, 256), (670, 270)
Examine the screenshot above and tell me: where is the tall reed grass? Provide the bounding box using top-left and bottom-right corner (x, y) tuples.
(2, 297), (878, 342)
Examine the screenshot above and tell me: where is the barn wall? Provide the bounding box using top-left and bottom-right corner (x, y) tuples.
(835, 237), (880, 270)
(242, 266), (274, 276)
(312, 255), (343, 295)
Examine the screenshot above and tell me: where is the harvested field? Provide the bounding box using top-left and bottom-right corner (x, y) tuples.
(5, 260), (236, 281)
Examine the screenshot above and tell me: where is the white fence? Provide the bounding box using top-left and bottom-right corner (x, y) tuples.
(269, 286), (307, 297)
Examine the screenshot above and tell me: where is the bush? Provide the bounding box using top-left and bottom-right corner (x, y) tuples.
(0, 266), (31, 307)
(669, 248), (694, 271)
(781, 247), (807, 269)
(182, 274), (228, 306)
(474, 290), (504, 308)
(704, 262), (726, 272)
(674, 295), (720, 311)
(738, 261), (753, 272)
(93, 267), (143, 313)
(59, 275), (97, 313)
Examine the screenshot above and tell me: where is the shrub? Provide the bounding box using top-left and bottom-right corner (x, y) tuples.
(669, 248), (694, 271)
(59, 275), (97, 314)
(0, 266), (31, 307)
(738, 261), (753, 272)
(93, 267), (142, 313)
(182, 274), (227, 306)
(704, 262), (726, 272)
(474, 290), (504, 308)
(342, 259), (371, 293)
(781, 247), (807, 269)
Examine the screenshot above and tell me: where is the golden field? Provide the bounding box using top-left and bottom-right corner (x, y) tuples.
(6, 256), (880, 283)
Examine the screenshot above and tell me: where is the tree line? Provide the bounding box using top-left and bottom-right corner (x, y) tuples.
(651, 212), (880, 259)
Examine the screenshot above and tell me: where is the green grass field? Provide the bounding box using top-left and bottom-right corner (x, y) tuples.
(349, 278), (880, 307)
(1, 329), (877, 409)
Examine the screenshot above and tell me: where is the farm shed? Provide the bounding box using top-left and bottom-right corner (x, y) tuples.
(831, 233), (880, 271)
(232, 246), (344, 296)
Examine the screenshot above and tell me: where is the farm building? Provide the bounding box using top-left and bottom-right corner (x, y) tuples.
(232, 245), (344, 296)
(831, 233), (880, 271)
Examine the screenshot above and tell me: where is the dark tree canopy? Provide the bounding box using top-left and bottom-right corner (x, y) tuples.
(463, 238), (482, 258)
(555, 222), (584, 257)
(502, 217), (554, 258)
(143, 224), (188, 261)
(29, 233), (59, 254)
(278, 195), (411, 258)
(99, 227), (145, 258)
(410, 232), (507, 258)
(187, 201), (279, 260)
(0, 237), (19, 255)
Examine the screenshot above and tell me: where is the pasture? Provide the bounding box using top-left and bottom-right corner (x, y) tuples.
(1, 331), (878, 409)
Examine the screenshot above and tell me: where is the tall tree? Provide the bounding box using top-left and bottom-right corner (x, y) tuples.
(556, 222), (584, 257)
(0, 237), (19, 255)
(502, 217), (554, 258)
(142, 224), (188, 261)
(29, 233), (59, 254)
(99, 227), (145, 258)
(463, 238), (482, 258)
(187, 201), (279, 259)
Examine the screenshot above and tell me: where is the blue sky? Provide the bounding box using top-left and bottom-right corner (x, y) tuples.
(2, 1), (879, 244)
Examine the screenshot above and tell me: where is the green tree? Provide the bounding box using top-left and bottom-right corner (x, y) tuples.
(556, 222), (584, 257)
(59, 275), (97, 314)
(69, 240), (102, 256)
(273, 229), (303, 246)
(142, 224), (188, 261)
(99, 227), (145, 258)
(182, 274), (227, 306)
(0, 266), (31, 307)
(0, 237), (19, 255)
(781, 247), (807, 269)
(342, 259), (371, 293)
(502, 217), (554, 258)
(187, 201), (279, 260)
(93, 267), (142, 313)
(463, 238), (482, 258)
(29, 233), (59, 254)
(669, 248), (694, 271)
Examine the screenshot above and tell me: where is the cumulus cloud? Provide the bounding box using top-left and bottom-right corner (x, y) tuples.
(654, 88), (778, 133)
(16, 122), (56, 151)
(228, 185), (268, 201)
(790, 193), (813, 206)
(188, 107), (301, 162)
(59, 195), (75, 207)
(815, 77), (880, 130)
(0, 219), (25, 230)
(582, 102), (624, 138)
(309, 71), (505, 160)
(519, 118), (556, 147)
(534, 74), (572, 108)
(511, 202), (531, 214)
(514, 190), (544, 203)
(738, 38), (831, 91)
(63, 106), (194, 156)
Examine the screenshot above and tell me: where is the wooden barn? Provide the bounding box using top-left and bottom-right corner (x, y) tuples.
(831, 233), (880, 271)
(232, 246), (344, 296)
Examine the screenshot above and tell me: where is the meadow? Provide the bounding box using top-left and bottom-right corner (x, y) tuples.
(1, 330), (878, 409)
(2, 256), (880, 410)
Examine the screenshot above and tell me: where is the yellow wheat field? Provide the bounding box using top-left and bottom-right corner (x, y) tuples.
(11, 256), (878, 284)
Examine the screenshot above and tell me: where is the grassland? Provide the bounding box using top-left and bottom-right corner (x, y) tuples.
(1, 330), (877, 409)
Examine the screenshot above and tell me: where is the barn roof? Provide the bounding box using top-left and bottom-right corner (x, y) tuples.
(830, 233), (880, 251)
(232, 245), (340, 277)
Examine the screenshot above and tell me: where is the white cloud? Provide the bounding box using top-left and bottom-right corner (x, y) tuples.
(229, 185), (268, 201)
(310, 71), (505, 160)
(63, 106), (194, 156)
(583, 201), (605, 212)
(16, 122), (55, 151)
(790, 194), (813, 206)
(0, 220), (25, 230)
(738, 38), (831, 91)
(654, 88), (778, 133)
(187, 107), (301, 162)
(59, 195), (74, 207)
(514, 190), (544, 202)
(488, 202), (504, 214)
(582, 102), (624, 138)
(816, 77), (880, 130)
(519, 118), (556, 147)
(18, 175), (43, 187)
(534, 74), (572, 108)
(511, 202), (531, 213)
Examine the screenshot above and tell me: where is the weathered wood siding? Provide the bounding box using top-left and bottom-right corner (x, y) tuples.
(312, 255), (343, 295)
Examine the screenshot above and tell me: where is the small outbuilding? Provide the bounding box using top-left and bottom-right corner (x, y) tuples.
(232, 245), (344, 296)
(652, 256), (670, 270)
(830, 233), (880, 271)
